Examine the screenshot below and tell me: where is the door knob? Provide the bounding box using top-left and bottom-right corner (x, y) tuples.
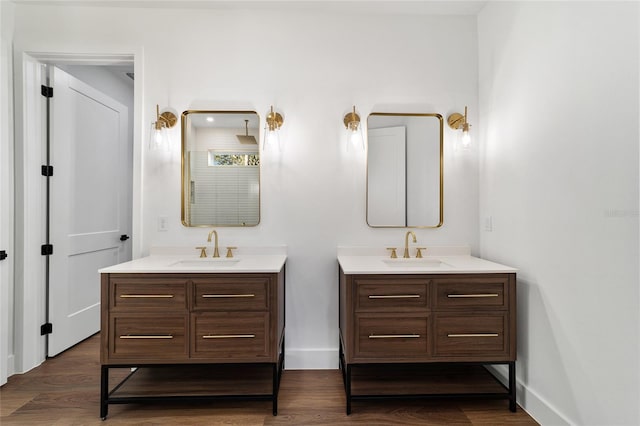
(0, 250), (6, 261)
(119, 235), (130, 242)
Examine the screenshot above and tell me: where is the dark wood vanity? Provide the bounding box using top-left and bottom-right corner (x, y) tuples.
(338, 268), (517, 414)
(100, 270), (285, 419)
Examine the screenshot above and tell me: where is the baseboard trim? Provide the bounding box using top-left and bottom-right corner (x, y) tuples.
(285, 348), (338, 370)
(486, 364), (571, 425)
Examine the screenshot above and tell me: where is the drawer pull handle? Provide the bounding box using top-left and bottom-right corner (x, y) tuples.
(447, 293), (499, 298)
(119, 335), (173, 339)
(368, 334), (421, 339)
(202, 294), (255, 298)
(202, 334), (256, 339)
(120, 294), (174, 298)
(368, 295), (421, 299)
(447, 333), (499, 338)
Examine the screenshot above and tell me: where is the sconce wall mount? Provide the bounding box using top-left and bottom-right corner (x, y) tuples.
(266, 106), (283, 132)
(447, 106), (471, 149)
(150, 104), (177, 150)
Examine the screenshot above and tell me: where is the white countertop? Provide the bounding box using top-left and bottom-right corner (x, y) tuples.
(99, 246), (287, 274)
(337, 246), (517, 275)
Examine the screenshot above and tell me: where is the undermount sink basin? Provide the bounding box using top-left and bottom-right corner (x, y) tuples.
(382, 258), (449, 268)
(168, 258), (240, 268)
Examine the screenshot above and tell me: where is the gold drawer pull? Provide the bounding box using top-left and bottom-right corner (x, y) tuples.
(202, 334), (255, 339)
(447, 333), (499, 338)
(369, 295), (421, 299)
(447, 293), (499, 298)
(202, 294), (255, 298)
(119, 335), (173, 339)
(368, 334), (421, 339)
(120, 294), (174, 298)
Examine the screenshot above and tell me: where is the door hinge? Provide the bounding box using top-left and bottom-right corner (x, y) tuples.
(41, 244), (53, 255)
(41, 323), (53, 336)
(0, 250), (7, 261)
(41, 85), (53, 98)
(41, 165), (54, 177)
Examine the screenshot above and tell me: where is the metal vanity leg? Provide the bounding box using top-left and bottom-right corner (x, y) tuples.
(100, 365), (108, 420)
(345, 364), (352, 415)
(508, 361), (517, 412)
(272, 363), (279, 416)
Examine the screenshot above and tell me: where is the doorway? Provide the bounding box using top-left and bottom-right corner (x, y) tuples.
(10, 51), (140, 375)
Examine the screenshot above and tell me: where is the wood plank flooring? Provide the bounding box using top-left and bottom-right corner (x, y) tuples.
(1, 334), (539, 425)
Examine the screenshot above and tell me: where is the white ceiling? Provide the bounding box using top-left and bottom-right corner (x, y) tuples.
(11, 0), (489, 16)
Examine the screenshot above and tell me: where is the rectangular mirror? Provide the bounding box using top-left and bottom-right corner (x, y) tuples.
(367, 113), (443, 228)
(182, 110), (260, 227)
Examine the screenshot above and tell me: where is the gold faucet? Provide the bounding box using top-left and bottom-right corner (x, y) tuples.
(207, 229), (220, 258)
(403, 231), (417, 258)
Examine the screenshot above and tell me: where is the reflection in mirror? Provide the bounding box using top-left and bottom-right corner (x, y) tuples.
(367, 113), (443, 228)
(182, 111), (260, 227)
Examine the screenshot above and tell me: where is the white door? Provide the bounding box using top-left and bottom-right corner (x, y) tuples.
(367, 126), (406, 226)
(48, 66), (130, 357)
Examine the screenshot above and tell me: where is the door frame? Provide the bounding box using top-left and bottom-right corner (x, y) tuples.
(12, 49), (143, 374)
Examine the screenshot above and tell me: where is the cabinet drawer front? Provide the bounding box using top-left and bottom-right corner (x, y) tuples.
(192, 278), (269, 311)
(433, 314), (508, 357)
(191, 312), (270, 359)
(355, 280), (429, 312)
(109, 315), (188, 360)
(111, 281), (187, 311)
(433, 278), (508, 310)
(355, 316), (428, 358)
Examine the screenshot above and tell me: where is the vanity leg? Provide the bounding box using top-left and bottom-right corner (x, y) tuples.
(508, 361), (517, 412)
(272, 363), (278, 416)
(345, 364), (352, 415)
(100, 365), (108, 420)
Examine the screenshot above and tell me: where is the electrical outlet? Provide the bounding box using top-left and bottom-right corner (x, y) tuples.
(158, 216), (168, 231)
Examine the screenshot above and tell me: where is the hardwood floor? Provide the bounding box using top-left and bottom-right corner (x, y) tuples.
(1, 335), (539, 425)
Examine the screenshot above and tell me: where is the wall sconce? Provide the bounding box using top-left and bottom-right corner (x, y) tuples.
(264, 105), (284, 151)
(343, 105), (364, 151)
(149, 104), (177, 150)
(447, 106), (471, 149)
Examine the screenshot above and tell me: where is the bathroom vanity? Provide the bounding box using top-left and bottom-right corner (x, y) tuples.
(98, 247), (286, 419)
(337, 247), (517, 414)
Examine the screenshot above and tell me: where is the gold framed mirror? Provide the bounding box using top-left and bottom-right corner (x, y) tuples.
(366, 112), (443, 228)
(181, 110), (260, 227)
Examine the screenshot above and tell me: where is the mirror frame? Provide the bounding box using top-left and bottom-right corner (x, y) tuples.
(366, 112), (444, 228)
(181, 110), (261, 227)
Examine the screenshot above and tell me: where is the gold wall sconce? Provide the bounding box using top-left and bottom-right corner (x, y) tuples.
(264, 105), (284, 150)
(150, 104), (177, 150)
(343, 105), (364, 151)
(447, 106), (471, 149)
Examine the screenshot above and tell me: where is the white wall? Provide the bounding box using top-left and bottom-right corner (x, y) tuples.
(478, 2), (639, 425)
(10, 4), (479, 370)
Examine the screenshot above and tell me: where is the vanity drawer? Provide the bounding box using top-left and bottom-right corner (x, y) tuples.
(433, 313), (508, 358)
(108, 314), (188, 361)
(433, 277), (508, 310)
(191, 312), (270, 359)
(355, 314), (429, 358)
(110, 280), (187, 311)
(192, 278), (269, 311)
(355, 279), (429, 312)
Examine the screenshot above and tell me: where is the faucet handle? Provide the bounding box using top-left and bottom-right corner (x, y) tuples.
(196, 246), (207, 258)
(386, 247), (398, 259)
(226, 247), (237, 258)
(415, 247), (427, 258)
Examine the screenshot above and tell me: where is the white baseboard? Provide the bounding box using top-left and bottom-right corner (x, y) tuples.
(285, 348), (338, 370)
(486, 364), (571, 425)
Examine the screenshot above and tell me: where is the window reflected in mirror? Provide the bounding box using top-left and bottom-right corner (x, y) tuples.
(181, 111), (260, 227)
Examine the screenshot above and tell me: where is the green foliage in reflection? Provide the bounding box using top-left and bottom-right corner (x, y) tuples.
(212, 153), (260, 166)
